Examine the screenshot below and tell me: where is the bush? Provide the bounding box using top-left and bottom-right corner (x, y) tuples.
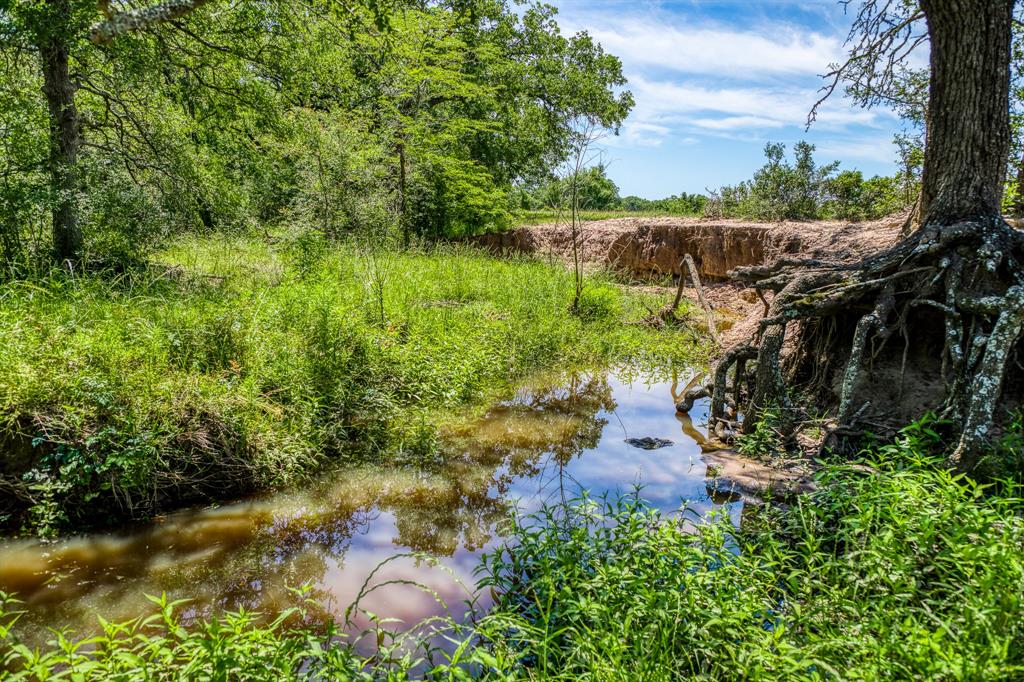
(706, 142), (910, 222)
(573, 282), (622, 322)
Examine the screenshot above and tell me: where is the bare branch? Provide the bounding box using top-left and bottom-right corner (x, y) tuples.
(808, 0), (927, 129)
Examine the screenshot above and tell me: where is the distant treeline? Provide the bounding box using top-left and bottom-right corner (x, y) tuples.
(516, 142), (917, 222)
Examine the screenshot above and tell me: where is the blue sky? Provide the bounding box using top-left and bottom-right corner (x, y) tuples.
(552, 0), (916, 198)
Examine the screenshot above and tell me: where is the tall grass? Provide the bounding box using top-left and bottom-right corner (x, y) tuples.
(474, 424), (1024, 680)
(4, 424), (1022, 680)
(0, 234), (705, 534)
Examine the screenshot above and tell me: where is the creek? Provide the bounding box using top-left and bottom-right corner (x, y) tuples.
(0, 368), (742, 645)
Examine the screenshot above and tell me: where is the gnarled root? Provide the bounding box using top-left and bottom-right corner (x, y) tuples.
(711, 218), (1024, 468)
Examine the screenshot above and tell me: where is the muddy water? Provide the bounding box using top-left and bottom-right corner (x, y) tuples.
(0, 369), (739, 644)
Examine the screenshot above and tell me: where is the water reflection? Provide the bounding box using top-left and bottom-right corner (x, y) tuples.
(0, 368), (739, 644)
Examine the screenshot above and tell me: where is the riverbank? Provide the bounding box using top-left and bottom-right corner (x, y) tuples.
(0, 234), (707, 536)
(3, 425), (1022, 679)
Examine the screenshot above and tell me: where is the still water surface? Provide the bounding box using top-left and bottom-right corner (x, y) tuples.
(0, 369), (740, 643)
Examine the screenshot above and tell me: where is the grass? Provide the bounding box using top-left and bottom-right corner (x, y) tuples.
(476, 432), (1024, 680)
(514, 209), (695, 226)
(3, 420), (1022, 680)
(0, 232), (707, 535)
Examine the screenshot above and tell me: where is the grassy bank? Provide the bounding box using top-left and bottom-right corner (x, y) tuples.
(3, 423), (1022, 680)
(0, 234), (705, 535)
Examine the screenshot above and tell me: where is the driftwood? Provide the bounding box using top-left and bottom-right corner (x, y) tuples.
(646, 255), (720, 345)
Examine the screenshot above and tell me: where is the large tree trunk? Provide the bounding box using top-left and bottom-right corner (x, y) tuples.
(919, 0), (1013, 225)
(39, 0), (83, 265)
(710, 0), (1024, 471)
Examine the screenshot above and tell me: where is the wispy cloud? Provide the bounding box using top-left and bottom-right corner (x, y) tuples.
(553, 0), (904, 194)
(556, 1), (902, 163)
(816, 137), (899, 165)
(627, 76), (887, 133)
(586, 21), (841, 79)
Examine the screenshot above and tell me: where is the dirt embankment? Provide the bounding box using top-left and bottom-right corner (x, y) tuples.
(474, 216), (904, 348)
(473, 216), (902, 282)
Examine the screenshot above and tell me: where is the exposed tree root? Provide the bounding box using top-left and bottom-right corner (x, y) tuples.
(710, 218), (1024, 468)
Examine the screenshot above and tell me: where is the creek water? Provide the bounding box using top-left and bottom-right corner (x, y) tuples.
(0, 369), (742, 646)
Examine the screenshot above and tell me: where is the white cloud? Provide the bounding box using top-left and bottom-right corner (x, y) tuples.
(586, 21), (842, 79)
(627, 76), (886, 133)
(816, 137), (899, 165)
(619, 121), (671, 147)
(690, 116), (786, 131)
(554, 2), (903, 161)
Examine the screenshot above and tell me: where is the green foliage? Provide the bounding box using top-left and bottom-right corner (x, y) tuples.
(736, 404), (785, 459)
(619, 192), (707, 215)
(0, 235), (703, 534)
(519, 163), (622, 212)
(572, 282), (622, 322)
(518, 164), (708, 217)
(0, 590), (373, 680)
(0, 0), (633, 266)
(476, 436), (1024, 679)
(821, 170), (905, 221)
(978, 409), (1024, 484)
(707, 141), (910, 222)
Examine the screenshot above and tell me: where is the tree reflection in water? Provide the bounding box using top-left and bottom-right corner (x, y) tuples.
(0, 371), (620, 643)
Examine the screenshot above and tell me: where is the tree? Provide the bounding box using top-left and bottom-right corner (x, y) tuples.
(711, 0), (1024, 469)
(7, 0), (214, 264)
(0, 0), (631, 265)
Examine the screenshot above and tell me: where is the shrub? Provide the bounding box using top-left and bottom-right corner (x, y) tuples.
(573, 282), (622, 322)
(706, 142), (910, 222)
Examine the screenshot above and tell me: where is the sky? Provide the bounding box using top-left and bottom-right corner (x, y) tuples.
(552, 0), (915, 199)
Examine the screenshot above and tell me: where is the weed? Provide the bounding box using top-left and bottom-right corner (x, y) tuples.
(736, 404), (785, 459)
(0, 234), (705, 534)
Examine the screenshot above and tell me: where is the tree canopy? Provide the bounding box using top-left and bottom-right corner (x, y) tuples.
(0, 0), (632, 267)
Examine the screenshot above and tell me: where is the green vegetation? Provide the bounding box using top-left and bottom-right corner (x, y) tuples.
(0, 0), (631, 268)
(0, 235), (703, 535)
(476, 425), (1024, 680)
(4, 420), (1022, 680)
(516, 143), (909, 225)
(516, 208), (680, 225)
(515, 163), (707, 219)
(706, 141), (912, 222)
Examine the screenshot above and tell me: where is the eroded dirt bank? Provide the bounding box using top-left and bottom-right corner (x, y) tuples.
(474, 216), (904, 349)
(474, 216), (902, 281)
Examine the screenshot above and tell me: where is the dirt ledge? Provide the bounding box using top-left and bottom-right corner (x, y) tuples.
(473, 216), (903, 282)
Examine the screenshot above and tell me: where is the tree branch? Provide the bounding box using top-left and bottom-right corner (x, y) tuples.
(90, 0), (214, 44)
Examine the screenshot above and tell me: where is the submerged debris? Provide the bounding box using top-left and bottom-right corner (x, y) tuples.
(624, 437), (674, 450)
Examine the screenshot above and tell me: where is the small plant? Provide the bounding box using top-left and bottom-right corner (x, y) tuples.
(572, 283), (621, 322)
(736, 404), (786, 459)
(978, 409), (1024, 483)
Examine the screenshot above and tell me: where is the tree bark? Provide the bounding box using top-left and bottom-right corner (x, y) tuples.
(39, 0), (83, 264)
(710, 0), (1024, 469)
(919, 0), (1014, 225)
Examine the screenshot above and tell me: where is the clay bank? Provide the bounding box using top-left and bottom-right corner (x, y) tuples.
(473, 216), (903, 281)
